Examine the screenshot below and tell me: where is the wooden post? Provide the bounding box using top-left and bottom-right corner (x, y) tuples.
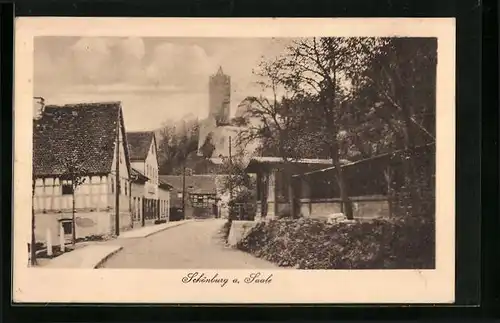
(46, 228), (53, 257)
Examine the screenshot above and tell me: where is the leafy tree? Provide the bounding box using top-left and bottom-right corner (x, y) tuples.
(266, 37), (368, 219)
(199, 132), (216, 159)
(347, 37), (437, 215)
(157, 118), (200, 174)
(219, 154), (256, 222)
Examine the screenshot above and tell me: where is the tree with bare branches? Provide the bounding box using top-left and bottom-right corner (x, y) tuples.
(236, 59), (320, 218)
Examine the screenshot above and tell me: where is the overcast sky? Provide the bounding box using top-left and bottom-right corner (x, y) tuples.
(34, 37), (293, 131)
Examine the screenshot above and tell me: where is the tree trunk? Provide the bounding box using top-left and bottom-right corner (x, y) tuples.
(72, 191), (76, 245)
(329, 141), (354, 220)
(334, 161), (354, 220)
(383, 166), (394, 218)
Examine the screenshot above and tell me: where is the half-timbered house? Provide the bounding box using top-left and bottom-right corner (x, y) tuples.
(32, 102), (133, 243)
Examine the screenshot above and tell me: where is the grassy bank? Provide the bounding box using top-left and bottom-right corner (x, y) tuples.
(236, 217), (435, 269)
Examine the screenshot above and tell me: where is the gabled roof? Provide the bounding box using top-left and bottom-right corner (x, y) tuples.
(33, 101), (130, 177)
(159, 175), (217, 195)
(131, 168), (149, 183)
(127, 131), (154, 161)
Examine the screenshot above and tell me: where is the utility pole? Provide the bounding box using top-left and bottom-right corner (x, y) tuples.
(115, 112), (120, 236)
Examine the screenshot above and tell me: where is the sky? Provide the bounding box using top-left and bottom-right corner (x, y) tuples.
(34, 37), (294, 131)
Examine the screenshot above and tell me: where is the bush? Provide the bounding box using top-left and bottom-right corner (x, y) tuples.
(236, 216), (435, 269)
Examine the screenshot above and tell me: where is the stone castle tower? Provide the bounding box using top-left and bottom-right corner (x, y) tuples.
(209, 66), (230, 126)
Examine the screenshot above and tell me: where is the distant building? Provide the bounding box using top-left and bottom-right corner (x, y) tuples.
(127, 131), (171, 225)
(209, 66), (231, 126)
(32, 102), (133, 243)
(198, 69), (261, 162)
(160, 175), (220, 219)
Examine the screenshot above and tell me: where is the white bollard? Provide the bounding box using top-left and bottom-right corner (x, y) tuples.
(59, 224), (65, 253)
(46, 228), (53, 257)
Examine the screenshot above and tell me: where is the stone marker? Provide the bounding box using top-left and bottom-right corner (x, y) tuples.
(326, 213), (347, 224)
(46, 228), (53, 257)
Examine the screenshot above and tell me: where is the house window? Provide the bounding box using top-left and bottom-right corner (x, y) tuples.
(61, 221), (73, 235)
(111, 178), (114, 194)
(124, 180), (128, 195)
(62, 183), (73, 195)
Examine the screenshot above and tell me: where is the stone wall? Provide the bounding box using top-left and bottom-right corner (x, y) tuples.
(35, 211), (112, 244)
(227, 220), (258, 246)
(299, 196), (390, 220)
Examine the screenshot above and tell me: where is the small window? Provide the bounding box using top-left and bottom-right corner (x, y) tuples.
(124, 180), (128, 195)
(111, 178), (114, 193)
(61, 221), (73, 235)
(62, 183), (73, 195)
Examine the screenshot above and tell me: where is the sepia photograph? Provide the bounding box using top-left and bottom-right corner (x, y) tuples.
(14, 18), (455, 303)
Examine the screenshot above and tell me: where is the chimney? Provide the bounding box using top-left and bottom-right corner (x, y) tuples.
(33, 97), (45, 120)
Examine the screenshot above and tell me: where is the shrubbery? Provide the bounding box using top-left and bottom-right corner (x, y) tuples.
(236, 217), (434, 269)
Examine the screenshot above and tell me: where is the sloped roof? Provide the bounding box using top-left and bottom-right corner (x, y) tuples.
(127, 131), (154, 161)
(158, 177), (173, 190)
(159, 175), (217, 195)
(33, 102), (130, 177)
(244, 156), (333, 173)
(131, 168), (149, 183)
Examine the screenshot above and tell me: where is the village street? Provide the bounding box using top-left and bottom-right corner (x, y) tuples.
(99, 219), (278, 269)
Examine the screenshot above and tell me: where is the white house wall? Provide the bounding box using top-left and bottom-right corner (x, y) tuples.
(33, 175), (109, 212)
(143, 138), (159, 199)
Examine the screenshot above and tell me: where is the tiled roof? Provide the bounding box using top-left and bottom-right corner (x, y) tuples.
(33, 101), (130, 177)
(127, 131), (153, 161)
(159, 175), (217, 195)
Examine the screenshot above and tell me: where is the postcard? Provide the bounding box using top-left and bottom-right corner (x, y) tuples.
(13, 17), (455, 304)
